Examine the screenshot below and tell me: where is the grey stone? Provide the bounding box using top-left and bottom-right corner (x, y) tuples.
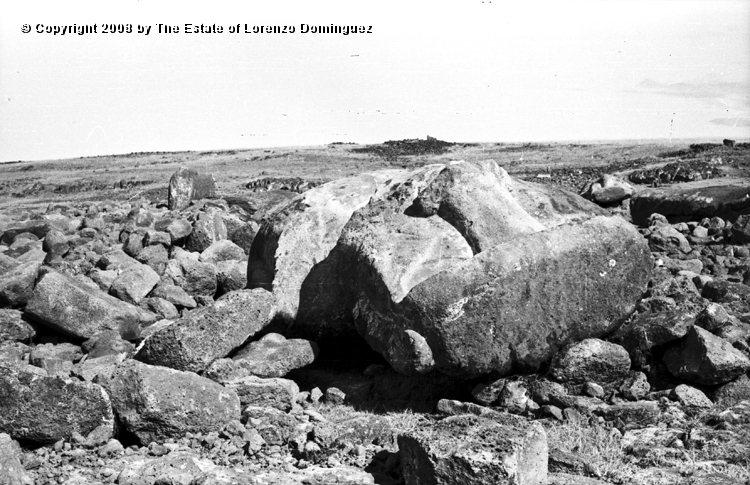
(550, 338), (631, 387)
(25, 270), (142, 340)
(664, 326), (750, 386)
(107, 360), (240, 445)
(109, 264), (160, 305)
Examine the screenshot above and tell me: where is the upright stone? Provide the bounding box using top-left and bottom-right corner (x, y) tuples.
(168, 167), (217, 211)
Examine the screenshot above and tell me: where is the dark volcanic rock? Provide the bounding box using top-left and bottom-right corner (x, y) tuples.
(25, 270), (142, 340)
(398, 414), (548, 485)
(664, 326), (750, 385)
(631, 184), (750, 225)
(0, 310), (35, 343)
(0, 261), (41, 308)
(107, 360), (241, 444)
(549, 339), (631, 387)
(168, 166), (217, 211)
(135, 288), (275, 373)
(0, 361), (114, 445)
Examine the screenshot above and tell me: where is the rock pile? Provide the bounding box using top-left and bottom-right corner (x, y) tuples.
(3, 161), (750, 484)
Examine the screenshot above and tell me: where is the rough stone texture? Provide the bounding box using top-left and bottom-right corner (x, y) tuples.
(610, 310), (695, 369)
(247, 169), (404, 326)
(0, 309), (35, 343)
(549, 338), (631, 387)
(96, 249), (141, 273)
(107, 360), (241, 445)
(168, 167), (217, 211)
(619, 371), (650, 401)
(28, 342), (80, 377)
(24, 270), (142, 340)
(0, 261), (41, 308)
(0, 361), (114, 445)
(664, 326), (750, 385)
(472, 378), (506, 406)
(139, 297), (179, 319)
(83, 330), (135, 358)
(215, 259), (247, 296)
(134, 245), (169, 274)
(200, 239), (246, 264)
(357, 213), (649, 377)
(185, 209), (227, 253)
(222, 375), (299, 411)
(149, 283), (197, 309)
(672, 384), (713, 409)
(109, 264), (160, 305)
(594, 401), (660, 427)
(648, 225), (691, 254)
(42, 228), (69, 256)
(205, 332), (318, 380)
(71, 353), (126, 382)
(713, 374), (750, 409)
(0, 432), (32, 485)
(135, 288), (275, 373)
(87, 268), (118, 292)
(580, 174), (634, 206)
(166, 218), (193, 245)
(398, 414), (548, 485)
(163, 256), (218, 298)
(630, 184), (750, 226)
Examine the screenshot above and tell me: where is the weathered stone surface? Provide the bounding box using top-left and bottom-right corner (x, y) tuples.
(713, 375), (750, 408)
(0, 361), (114, 445)
(472, 378), (506, 406)
(594, 401), (660, 427)
(206, 332), (318, 380)
(610, 310), (695, 368)
(356, 214), (650, 378)
(28, 342), (80, 378)
(672, 384), (713, 409)
(398, 414), (548, 485)
(0, 309), (35, 343)
(134, 245), (169, 274)
(168, 167), (217, 211)
(580, 174), (634, 206)
(83, 330), (135, 358)
(648, 225), (691, 254)
(0, 261), (41, 308)
(88, 268), (118, 292)
(166, 218), (193, 245)
(135, 288), (275, 373)
(109, 264), (160, 305)
(71, 353), (126, 382)
(139, 297), (179, 319)
(549, 338), (631, 387)
(619, 371), (650, 401)
(664, 326), (750, 385)
(630, 184), (750, 225)
(215, 259), (247, 296)
(163, 256), (217, 298)
(222, 375), (298, 411)
(200, 239), (246, 264)
(25, 270), (142, 340)
(247, 169), (405, 326)
(96, 249), (141, 272)
(185, 209), (227, 253)
(42, 228), (69, 256)
(150, 283), (197, 309)
(107, 360), (240, 444)
(0, 432), (32, 485)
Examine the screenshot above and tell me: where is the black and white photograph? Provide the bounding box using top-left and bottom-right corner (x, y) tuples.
(1, 1), (750, 484)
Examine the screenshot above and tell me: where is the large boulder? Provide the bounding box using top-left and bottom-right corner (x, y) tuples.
(630, 184), (750, 225)
(107, 360), (241, 444)
(135, 288), (275, 373)
(398, 413), (547, 485)
(663, 326), (750, 385)
(0, 361), (114, 445)
(24, 270), (142, 340)
(549, 339), (631, 387)
(0, 433), (32, 485)
(184, 209), (227, 253)
(0, 261), (41, 308)
(109, 264), (160, 305)
(249, 161), (651, 378)
(168, 167), (217, 211)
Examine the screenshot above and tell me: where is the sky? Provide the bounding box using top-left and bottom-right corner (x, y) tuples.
(0, 0), (749, 162)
